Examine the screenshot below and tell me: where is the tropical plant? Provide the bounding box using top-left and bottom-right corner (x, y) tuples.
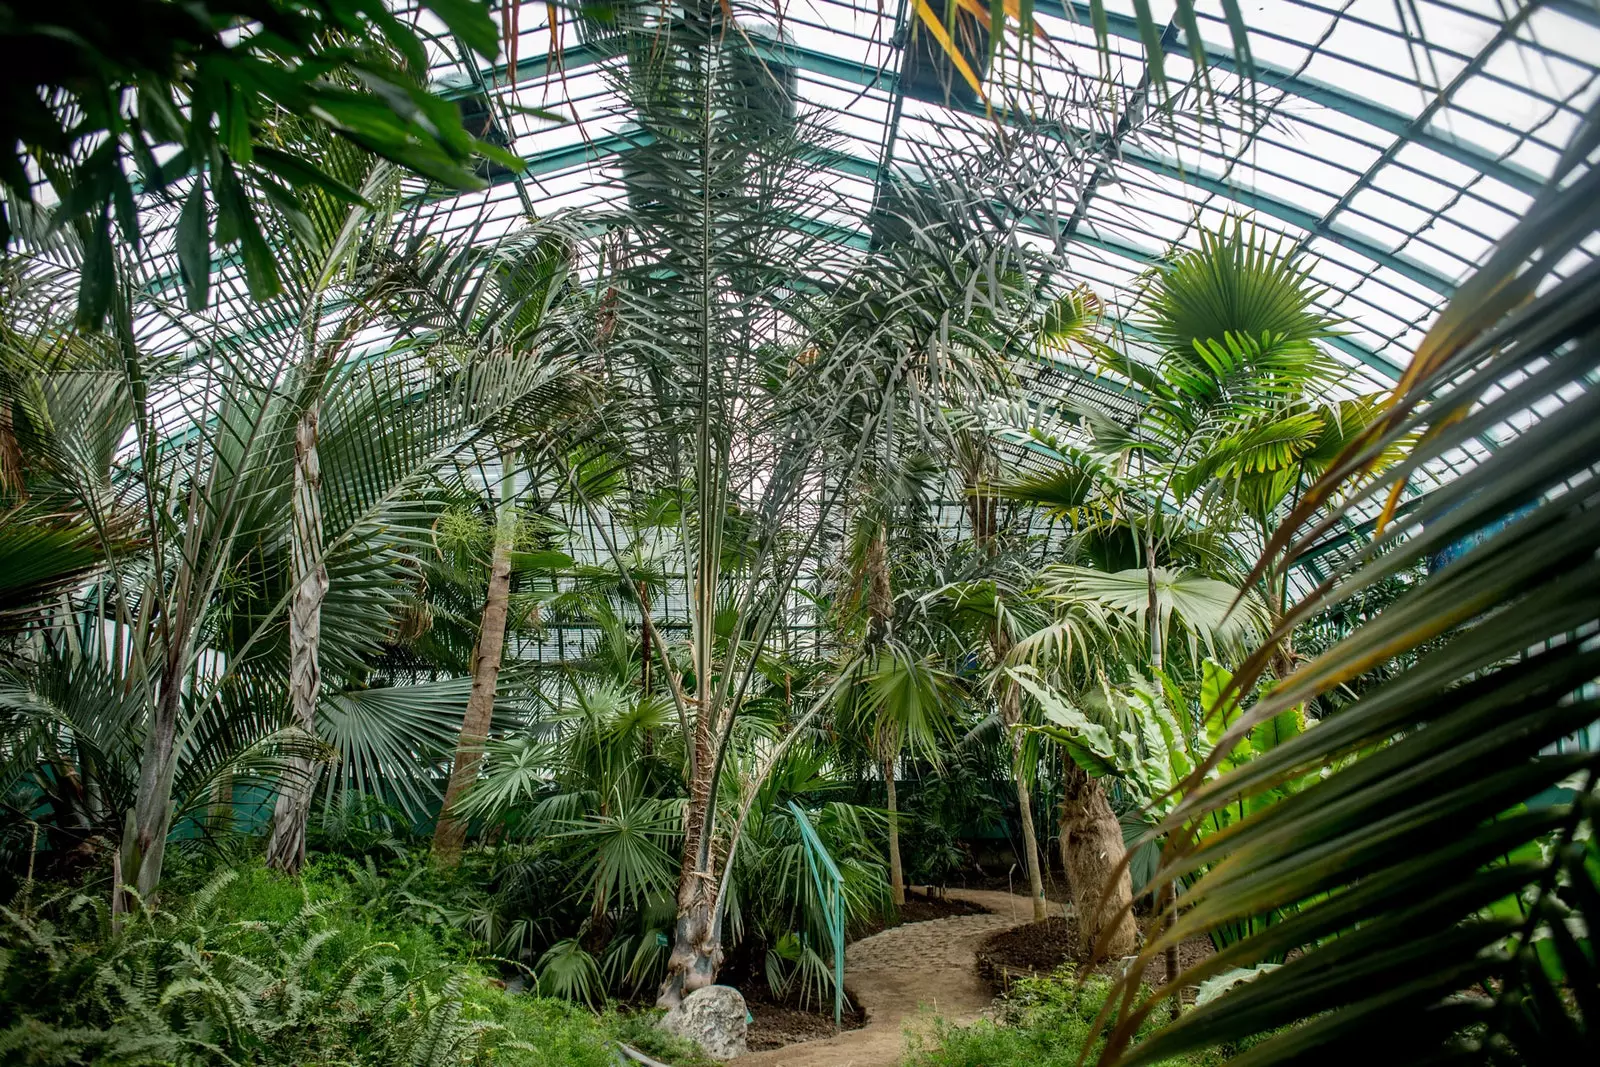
(260, 121), (405, 874)
(0, 204), (580, 896)
(0, 0), (515, 326)
(840, 646), (961, 908)
(1097, 108), (1600, 1066)
(575, 2), (1038, 1006)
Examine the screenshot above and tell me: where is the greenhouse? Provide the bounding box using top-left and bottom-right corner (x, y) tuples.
(0, 1), (1595, 1064)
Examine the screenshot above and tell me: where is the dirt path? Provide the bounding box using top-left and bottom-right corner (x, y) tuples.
(729, 889), (1062, 1067)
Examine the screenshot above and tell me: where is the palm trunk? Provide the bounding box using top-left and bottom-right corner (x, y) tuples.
(994, 629), (1048, 922)
(865, 522), (892, 645)
(966, 458), (1046, 919)
(658, 663), (720, 1007)
(1058, 758), (1138, 959)
(123, 666), (184, 897)
(266, 401), (327, 874)
(433, 462), (517, 866)
(863, 521), (906, 906)
(884, 753), (905, 906)
(1145, 533), (1180, 1016)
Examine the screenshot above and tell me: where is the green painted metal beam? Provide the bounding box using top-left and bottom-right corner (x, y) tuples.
(439, 5), (1543, 203)
(440, 33), (1462, 311)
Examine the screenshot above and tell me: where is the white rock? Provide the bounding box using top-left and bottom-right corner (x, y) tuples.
(658, 984), (749, 1060)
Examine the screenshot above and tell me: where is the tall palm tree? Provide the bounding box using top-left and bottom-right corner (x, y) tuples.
(999, 224), (1330, 960)
(357, 221), (583, 868)
(955, 429), (1050, 922)
(583, 3), (1026, 1005)
(263, 126), (404, 874)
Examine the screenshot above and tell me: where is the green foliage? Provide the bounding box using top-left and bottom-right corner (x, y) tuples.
(904, 974), (1228, 1067)
(1140, 221), (1331, 370)
(1098, 115), (1600, 1066)
(0, 0), (512, 324)
(0, 859), (708, 1066)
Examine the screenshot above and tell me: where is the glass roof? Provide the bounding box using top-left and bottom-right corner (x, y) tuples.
(412, 0), (1597, 377)
(128, 0), (1597, 591)
(390, 0), (1598, 580)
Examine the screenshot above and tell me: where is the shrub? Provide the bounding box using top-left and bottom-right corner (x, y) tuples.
(903, 974), (1226, 1067)
(0, 860), (707, 1066)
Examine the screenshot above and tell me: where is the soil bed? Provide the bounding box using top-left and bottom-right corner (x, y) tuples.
(976, 915), (1215, 992)
(847, 887), (988, 942)
(742, 993), (868, 1052)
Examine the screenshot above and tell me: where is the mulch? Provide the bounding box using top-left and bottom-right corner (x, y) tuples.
(846, 886), (989, 942)
(976, 914), (1215, 995)
(743, 993), (868, 1052)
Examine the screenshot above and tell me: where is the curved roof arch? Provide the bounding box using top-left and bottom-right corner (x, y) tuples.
(394, 0), (1595, 558)
(415, 0), (1596, 388)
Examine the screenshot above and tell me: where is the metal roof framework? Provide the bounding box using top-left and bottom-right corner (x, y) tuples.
(119, 0), (1600, 628)
(386, 0), (1598, 582)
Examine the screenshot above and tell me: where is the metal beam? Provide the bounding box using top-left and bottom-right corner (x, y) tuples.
(1037, 1), (1544, 199)
(1295, 5), (1535, 279)
(446, 33), (1462, 306)
(1123, 145), (1453, 297)
(485, 128), (1409, 379)
(443, 6), (1544, 202)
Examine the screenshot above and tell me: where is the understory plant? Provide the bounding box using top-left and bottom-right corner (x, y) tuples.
(0, 862), (712, 1067)
(904, 972), (1231, 1067)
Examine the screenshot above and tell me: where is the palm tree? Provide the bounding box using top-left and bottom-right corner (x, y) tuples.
(432, 448), (521, 866)
(1097, 109), (1600, 1067)
(263, 126), (404, 874)
(0, 202), (582, 895)
(355, 221), (583, 868)
(997, 223), (1331, 961)
(954, 429), (1051, 922)
(580, 4), (1025, 1006)
(843, 646), (961, 909)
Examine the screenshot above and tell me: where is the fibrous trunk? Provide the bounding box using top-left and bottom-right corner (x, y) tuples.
(994, 630), (1047, 922)
(433, 475), (517, 866)
(658, 691), (720, 1007)
(123, 673), (183, 897)
(884, 754), (904, 906)
(266, 401), (328, 874)
(1058, 758), (1138, 959)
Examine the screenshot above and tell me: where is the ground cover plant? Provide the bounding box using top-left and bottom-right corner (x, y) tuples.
(904, 973), (1235, 1067)
(0, 858), (713, 1067)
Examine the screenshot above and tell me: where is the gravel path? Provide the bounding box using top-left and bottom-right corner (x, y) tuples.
(728, 889), (1062, 1067)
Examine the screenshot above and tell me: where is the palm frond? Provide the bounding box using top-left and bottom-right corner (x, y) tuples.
(1098, 105), (1600, 1067)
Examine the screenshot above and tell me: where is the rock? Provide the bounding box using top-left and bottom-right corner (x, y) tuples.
(658, 985), (749, 1060)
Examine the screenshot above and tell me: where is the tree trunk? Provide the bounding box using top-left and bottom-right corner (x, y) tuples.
(966, 454), (1045, 919)
(864, 522), (892, 645)
(1058, 759), (1138, 960)
(994, 630), (1047, 922)
(432, 464), (517, 867)
(884, 754), (905, 906)
(266, 401), (328, 874)
(124, 669), (183, 897)
(1145, 533), (1180, 1013)
(658, 681), (720, 1007)
(863, 521), (906, 906)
